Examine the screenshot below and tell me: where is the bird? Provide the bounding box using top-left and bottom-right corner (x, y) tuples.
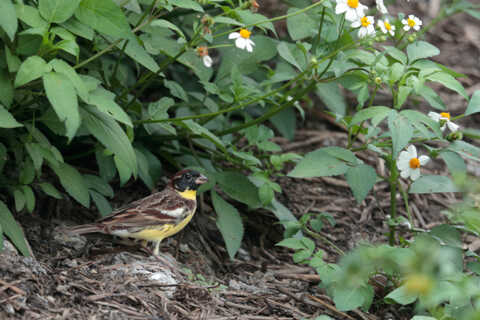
(62, 169), (208, 256)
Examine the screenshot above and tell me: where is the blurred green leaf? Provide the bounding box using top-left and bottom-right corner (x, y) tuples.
(14, 189), (26, 212)
(427, 72), (467, 99)
(388, 111), (412, 159)
(0, 104), (23, 128)
(212, 190), (244, 260)
(39, 0), (81, 23)
(214, 171), (261, 208)
(465, 90), (480, 116)
(21, 185), (35, 213)
(286, 7), (317, 40)
(384, 285), (418, 305)
(170, 0), (203, 12)
(316, 82), (347, 116)
(410, 175), (459, 194)
(0, 0), (18, 41)
(88, 87), (133, 126)
(84, 174), (114, 198)
(440, 151), (466, 175)
(407, 41), (440, 63)
(383, 46), (407, 64)
(0, 200), (30, 256)
(333, 285), (373, 311)
(89, 190), (113, 216)
(350, 106), (391, 127)
(346, 164), (377, 204)
(38, 182), (62, 199)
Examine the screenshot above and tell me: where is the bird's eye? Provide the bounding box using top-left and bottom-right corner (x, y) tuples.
(185, 173), (192, 180)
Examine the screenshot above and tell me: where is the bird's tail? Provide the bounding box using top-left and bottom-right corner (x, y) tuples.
(60, 224), (102, 236)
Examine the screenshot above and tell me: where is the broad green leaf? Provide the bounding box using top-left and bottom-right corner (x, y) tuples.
(269, 198), (298, 225)
(19, 158), (35, 185)
(212, 190), (244, 260)
(316, 82), (347, 116)
(430, 224), (462, 248)
(416, 84), (446, 110)
(346, 164), (377, 204)
(407, 41), (440, 63)
(89, 190), (113, 216)
(164, 79), (188, 101)
(396, 86), (411, 109)
(384, 285), (418, 305)
(0, 69), (14, 107)
(14, 189), (26, 212)
(401, 109), (442, 138)
(427, 72), (467, 99)
(170, 0), (203, 12)
(150, 19), (185, 38)
(237, 10), (275, 34)
(465, 90), (480, 116)
(0, 104), (22, 128)
(22, 185), (35, 213)
(81, 106), (137, 177)
(75, 0), (131, 38)
(61, 17), (94, 40)
(25, 143), (44, 170)
(277, 42), (302, 71)
(286, 7), (317, 40)
(214, 171), (261, 208)
(50, 162), (90, 207)
(269, 107), (296, 140)
(38, 182), (62, 199)
(135, 147), (160, 190)
(15, 4), (48, 28)
(213, 16), (243, 27)
(88, 87), (132, 126)
(39, 0), (81, 23)
(96, 151), (116, 182)
(0, 200), (30, 256)
(55, 39), (80, 58)
(84, 174), (114, 197)
(0, 0), (18, 41)
(440, 151), (466, 175)
(49, 58), (89, 102)
(447, 141), (480, 162)
(288, 147), (356, 178)
(388, 111), (412, 159)
(350, 106), (391, 126)
(15, 56), (51, 87)
(383, 46), (407, 64)
(409, 175), (459, 194)
(183, 120), (224, 148)
(144, 97), (176, 135)
(114, 154), (133, 186)
(43, 72), (80, 141)
(116, 37), (159, 73)
(333, 285), (373, 311)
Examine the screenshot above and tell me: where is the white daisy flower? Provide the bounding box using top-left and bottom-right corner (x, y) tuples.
(196, 46), (213, 67)
(378, 19), (395, 36)
(376, 0), (388, 14)
(335, 0), (368, 22)
(397, 145), (430, 181)
(402, 14), (422, 31)
(352, 16), (376, 38)
(228, 29), (255, 52)
(428, 111), (459, 132)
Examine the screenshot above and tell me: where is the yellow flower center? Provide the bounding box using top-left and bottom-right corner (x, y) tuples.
(384, 21), (391, 30)
(440, 112), (451, 120)
(239, 29), (251, 39)
(361, 16), (370, 27)
(409, 158), (420, 169)
(347, 0), (359, 8)
(407, 18), (416, 27)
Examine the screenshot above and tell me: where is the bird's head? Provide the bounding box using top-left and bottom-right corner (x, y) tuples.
(170, 170), (208, 199)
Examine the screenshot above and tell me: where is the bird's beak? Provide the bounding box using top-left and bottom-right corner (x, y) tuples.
(195, 174), (208, 185)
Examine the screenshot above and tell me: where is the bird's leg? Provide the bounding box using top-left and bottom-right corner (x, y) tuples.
(153, 239), (162, 256)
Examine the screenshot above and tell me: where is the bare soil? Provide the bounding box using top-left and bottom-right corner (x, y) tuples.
(1, 2), (480, 320)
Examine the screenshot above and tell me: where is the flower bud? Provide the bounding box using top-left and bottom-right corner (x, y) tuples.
(447, 131), (463, 142)
(374, 77), (382, 85)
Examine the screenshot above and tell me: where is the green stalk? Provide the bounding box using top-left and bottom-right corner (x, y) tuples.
(389, 157), (399, 245)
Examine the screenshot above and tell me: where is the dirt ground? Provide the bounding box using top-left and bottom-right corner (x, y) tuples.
(1, 2), (480, 320)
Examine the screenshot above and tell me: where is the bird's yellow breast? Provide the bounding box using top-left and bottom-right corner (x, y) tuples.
(178, 189), (197, 200)
(131, 212), (195, 241)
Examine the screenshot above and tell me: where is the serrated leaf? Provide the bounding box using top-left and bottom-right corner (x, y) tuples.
(409, 175), (459, 194)
(407, 41), (440, 63)
(15, 56), (51, 87)
(81, 106), (137, 177)
(465, 90), (480, 116)
(39, 0), (81, 23)
(0, 200), (30, 256)
(286, 7), (317, 40)
(0, 104), (22, 128)
(43, 72), (80, 141)
(38, 182), (62, 199)
(214, 171), (261, 208)
(50, 162), (90, 207)
(0, 0), (18, 41)
(212, 190), (244, 260)
(346, 164), (377, 204)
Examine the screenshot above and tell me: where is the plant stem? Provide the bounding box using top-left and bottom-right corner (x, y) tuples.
(388, 157), (399, 245)
(304, 227), (344, 256)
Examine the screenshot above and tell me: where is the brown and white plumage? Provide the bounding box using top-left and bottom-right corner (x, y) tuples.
(63, 169), (208, 255)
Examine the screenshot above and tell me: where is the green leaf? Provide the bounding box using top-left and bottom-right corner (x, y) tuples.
(183, 120), (224, 148)
(430, 224), (462, 248)
(286, 7), (317, 40)
(38, 182), (62, 199)
(277, 42), (303, 71)
(276, 237), (305, 250)
(61, 17), (94, 40)
(269, 107), (296, 140)
(84, 174), (113, 197)
(43, 72), (80, 141)
(447, 141), (480, 162)
(333, 285), (373, 311)
(236, 10), (275, 34)
(15, 4), (48, 28)
(20, 158), (35, 185)
(440, 151), (466, 175)
(383, 46), (407, 64)
(0, 69), (14, 107)
(259, 183), (274, 205)
(14, 56), (52, 87)
(0, 0), (18, 41)
(170, 0), (203, 12)
(50, 162), (90, 207)
(164, 79), (188, 101)
(407, 41), (440, 63)
(350, 106), (391, 126)
(213, 16), (243, 27)
(401, 109), (442, 138)
(0, 200), (30, 256)
(214, 171), (261, 208)
(384, 285), (418, 305)
(212, 190), (244, 260)
(150, 19), (185, 38)
(81, 106), (137, 177)
(116, 37), (159, 73)
(409, 175), (459, 194)
(49, 58), (89, 102)
(114, 154), (132, 186)
(39, 0), (81, 23)
(75, 0), (131, 38)
(416, 84), (446, 110)
(21, 185), (35, 213)
(0, 104), (22, 128)
(89, 190), (112, 216)
(465, 90), (480, 116)
(268, 198), (299, 226)
(411, 317), (437, 320)
(345, 164), (377, 204)
(316, 81), (347, 116)
(427, 72), (467, 99)
(388, 111), (412, 159)
(14, 189), (26, 212)
(288, 147), (357, 178)
(88, 87), (132, 126)
(144, 97), (176, 135)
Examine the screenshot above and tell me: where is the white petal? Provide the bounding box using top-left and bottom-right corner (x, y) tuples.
(403, 25), (410, 31)
(397, 158), (411, 171)
(389, 29), (395, 36)
(410, 168), (421, 180)
(398, 150), (410, 162)
(367, 25), (375, 35)
(245, 40), (254, 52)
(428, 112), (441, 121)
(203, 55), (212, 67)
(229, 32), (240, 39)
(400, 168), (411, 178)
(376, 0), (388, 14)
(419, 155), (430, 165)
(406, 145), (417, 158)
(235, 37), (246, 50)
(351, 20), (361, 28)
(358, 28), (367, 38)
(336, 3), (348, 14)
(401, 19), (407, 24)
(345, 9), (357, 22)
(414, 25), (420, 31)
(408, 15), (415, 20)
(447, 121), (459, 132)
